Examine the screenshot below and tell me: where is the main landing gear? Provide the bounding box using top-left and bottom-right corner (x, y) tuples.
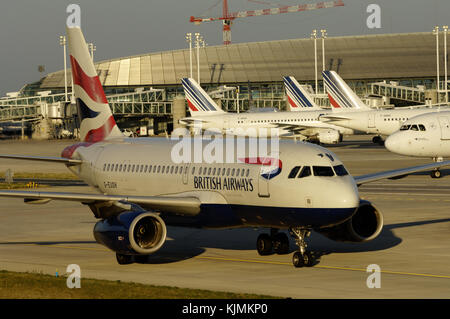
(256, 228), (316, 267)
(289, 227), (316, 268)
(256, 229), (290, 255)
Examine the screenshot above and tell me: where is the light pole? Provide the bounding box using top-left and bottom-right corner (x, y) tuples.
(444, 25), (448, 103)
(185, 33), (193, 78)
(195, 33), (203, 84)
(321, 29), (327, 94)
(433, 26), (440, 97)
(311, 29), (318, 95)
(59, 35), (68, 102)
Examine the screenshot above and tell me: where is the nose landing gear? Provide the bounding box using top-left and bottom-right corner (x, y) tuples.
(289, 227), (316, 268)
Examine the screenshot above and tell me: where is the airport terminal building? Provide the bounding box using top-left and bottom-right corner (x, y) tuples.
(1, 31), (448, 137)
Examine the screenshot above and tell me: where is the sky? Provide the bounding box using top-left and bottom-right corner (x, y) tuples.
(0, 0), (449, 96)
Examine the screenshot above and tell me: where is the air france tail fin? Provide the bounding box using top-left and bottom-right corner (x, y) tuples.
(283, 76), (322, 111)
(322, 71), (370, 110)
(182, 78), (225, 117)
(67, 26), (123, 142)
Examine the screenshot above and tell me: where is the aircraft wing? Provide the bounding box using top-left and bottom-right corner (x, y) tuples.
(0, 190), (201, 216)
(0, 155), (82, 166)
(354, 161), (450, 186)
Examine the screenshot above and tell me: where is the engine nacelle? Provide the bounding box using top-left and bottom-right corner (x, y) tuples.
(316, 129), (341, 144)
(317, 200), (383, 242)
(93, 211), (167, 255)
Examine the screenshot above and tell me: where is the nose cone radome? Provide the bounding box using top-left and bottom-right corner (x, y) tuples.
(385, 132), (404, 155)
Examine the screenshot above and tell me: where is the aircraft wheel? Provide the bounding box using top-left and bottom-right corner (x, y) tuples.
(431, 170), (442, 179)
(256, 234), (273, 256)
(292, 251), (305, 268)
(303, 251), (315, 267)
(273, 233), (290, 255)
(116, 253), (134, 265)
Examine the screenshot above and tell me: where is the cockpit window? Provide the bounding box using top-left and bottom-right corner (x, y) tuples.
(410, 125), (419, 131)
(313, 166), (335, 177)
(400, 124), (410, 131)
(288, 166), (301, 179)
(333, 165), (349, 176)
(298, 166), (311, 178)
(419, 124), (426, 131)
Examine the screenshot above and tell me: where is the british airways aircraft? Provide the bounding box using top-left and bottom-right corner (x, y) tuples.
(180, 77), (356, 144)
(0, 25), (449, 267)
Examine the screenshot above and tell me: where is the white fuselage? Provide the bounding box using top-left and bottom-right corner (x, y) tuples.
(385, 111), (450, 158)
(181, 110), (354, 138)
(65, 137), (359, 229)
(321, 106), (450, 136)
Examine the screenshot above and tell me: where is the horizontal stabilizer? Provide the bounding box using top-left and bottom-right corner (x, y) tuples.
(0, 155), (82, 166)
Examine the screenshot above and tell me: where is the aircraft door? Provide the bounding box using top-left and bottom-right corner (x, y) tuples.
(368, 113), (376, 128)
(438, 116), (450, 140)
(257, 156), (280, 198)
(182, 163), (190, 185)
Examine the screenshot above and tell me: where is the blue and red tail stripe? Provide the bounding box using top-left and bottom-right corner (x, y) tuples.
(322, 71), (353, 108)
(182, 78), (217, 112)
(283, 76), (313, 108)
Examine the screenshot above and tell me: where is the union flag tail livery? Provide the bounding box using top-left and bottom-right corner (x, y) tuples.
(322, 71), (369, 110)
(67, 26), (123, 142)
(283, 76), (322, 111)
(182, 78), (225, 117)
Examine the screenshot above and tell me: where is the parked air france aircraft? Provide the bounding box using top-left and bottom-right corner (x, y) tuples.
(180, 77), (354, 144)
(283, 76), (322, 112)
(385, 111), (450, 178)
(319, 70), (450, 145)
(1, 25), (449, 268)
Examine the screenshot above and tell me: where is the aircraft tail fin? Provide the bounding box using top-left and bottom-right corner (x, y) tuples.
(182, 78), (225, 117)
(283, 76), (322, 111)
(67, 26), (123, 142)
(322, 71), (370, 110)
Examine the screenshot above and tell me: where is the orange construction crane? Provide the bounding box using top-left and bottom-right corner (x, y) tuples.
(190, 0), (344, 45)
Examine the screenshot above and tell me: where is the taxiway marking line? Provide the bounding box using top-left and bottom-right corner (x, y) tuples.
(10, 243), (450, 280)
(197, 256), (450, 280)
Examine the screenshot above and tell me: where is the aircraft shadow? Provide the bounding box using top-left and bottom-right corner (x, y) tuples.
(2, 218), (449, 265)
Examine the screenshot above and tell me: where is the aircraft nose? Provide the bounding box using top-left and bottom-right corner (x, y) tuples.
(385, 133), (401, 154)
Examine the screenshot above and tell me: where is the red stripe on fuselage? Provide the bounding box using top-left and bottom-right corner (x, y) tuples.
(70, 55), (108, 104)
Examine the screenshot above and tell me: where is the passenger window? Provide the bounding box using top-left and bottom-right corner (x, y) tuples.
(288, 166), (301, 179)
(107, 164), (110, 171)
(212, 168), (216, 175)
(208, 167), (212, 175)
(333, 165), (349, 176)
(419, 124), (426, 131)
(153, 165), (156, 173)
(115, 164), (118, 172)
(313, 166), (335, 177)
(199, 167), (203, 175)
(157, 165), (161, 173)
(174, 166), (178, 174)
(227, 168), (230, 176)
(119, 164), (123, 172)
(231, 168), (235, 176)
(170, 166), (174, 174)
(236, 168), (240, 176)
(298, 166), (311, 178)
(144, 165), (148, 173)
(192, 167), (195, 175)
(246, 169), (250, 177)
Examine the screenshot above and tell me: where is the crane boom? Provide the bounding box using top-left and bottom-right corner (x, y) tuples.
(190, 0), (344, 44)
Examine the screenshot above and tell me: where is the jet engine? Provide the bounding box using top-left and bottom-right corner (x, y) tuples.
(93, 211), (167, 255)
(316, 129), (342, 144)
(317, 200), (383, 242)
